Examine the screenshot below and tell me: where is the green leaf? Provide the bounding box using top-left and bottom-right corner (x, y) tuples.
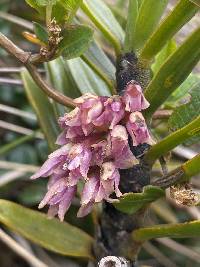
(59, 0), (82, 23)
(81, 0), (124, 54)
(152, 39), (177, 75)
(46, 57), (81, 115)
(0, 133), (38, 157)
(114, 186), (165, 214)
(33, 22), (48, 44)
(26, 0), (82, 23)
(35, 0), (57, 6)
(46, 57), (81, 98)
(66, 57), (111, 96)
(182, 153), (200, 179)
(124, 0), (138, 52)
(134, 0), (168, 51)
(84, 41), (116, 81)
(133, 220), (200, 241)
(167, 73), (200, 103)
(144, 114), (200, 165)
(108, 5), (126, 29)
(25, 0), (43, 11)
(189, 0), (200, 7)
(168, 83), (200, 145)
(144, 27), (200, 118)
(0, 199), (93, 258)
(140, 0), (198, 62)
(21, 69), (59, 151)
(57, 25), (93, 60)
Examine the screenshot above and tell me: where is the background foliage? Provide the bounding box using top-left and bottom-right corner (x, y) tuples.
(0, 0), (200, 266)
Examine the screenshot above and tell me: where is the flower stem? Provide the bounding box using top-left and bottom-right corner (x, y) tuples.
(0, 32), (75, 108)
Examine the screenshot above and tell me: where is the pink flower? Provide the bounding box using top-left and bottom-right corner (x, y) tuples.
(123, 80), (150, 112)
(87, 162), (122, 204)
(32, 81), (152, 221)
(110, 125), (138, 168)
(67, 144), (92, 177)
(93, 96), (125, 129)
(126, 112), (153, 146)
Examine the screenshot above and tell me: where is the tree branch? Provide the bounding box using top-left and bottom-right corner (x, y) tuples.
(0, 32), (76, 108)
(152, 153), (200, 188)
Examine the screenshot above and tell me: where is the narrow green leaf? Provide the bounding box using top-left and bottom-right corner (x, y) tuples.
(133, 220), (200, 241)
(84, 41), (116, 81)
(124, 0), (138, 52)
(114, 186), (165, 214)
(66, 58), (111, 96)
(166, 73), (200, 103)
(140, 0), (198, 62)
(57, 25), (93, 60)
(152, 40), (177, 75)
(117, 0), (127, 9)
(21, 69), (59, 151)
(189, 0), (200, 7)
(36, 0), (57, 6)
(59, 0), (82, 23)
(25, 0), (43, 11)
(168, 83), (200, 145)
(46, 57), (81, 115)
(144, 115), (200, 165)
(33, 22), (48, 44)
(108, 5), (126, 29)
(182, 153), (200, 179)
(46, 57), (81, 98)
(26, 0), (81, 23)
(0, 132), (38, 156)
(134, 0), (168, 51)
(81, 0), (124, 54)
(0, 199), (93, 258)
(144, 27), (200, 118)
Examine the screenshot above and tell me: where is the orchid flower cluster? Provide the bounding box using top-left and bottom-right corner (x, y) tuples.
(31, 81), (153, 221)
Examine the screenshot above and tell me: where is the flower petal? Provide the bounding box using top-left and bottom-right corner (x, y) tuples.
(58, 186), (77, 221)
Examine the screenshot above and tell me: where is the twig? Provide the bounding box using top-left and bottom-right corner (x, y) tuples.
(25, 63), (76, 107)
(0, 228), (48, 267)
(0, 32), (75, 108)
(143, 241), (177, 267)
(0, 77), (22, 85)
(0, 170), (25, 187)
(152, 109), (173, 120)
(0, 120), (43, 139)
(152, 167), (185, 189)
(156, 237), (200, 264)
(0, 11), (33, 30)
(0, 104), (36, 120)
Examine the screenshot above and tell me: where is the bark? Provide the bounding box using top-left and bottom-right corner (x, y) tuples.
(94, 53), (151, 265)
